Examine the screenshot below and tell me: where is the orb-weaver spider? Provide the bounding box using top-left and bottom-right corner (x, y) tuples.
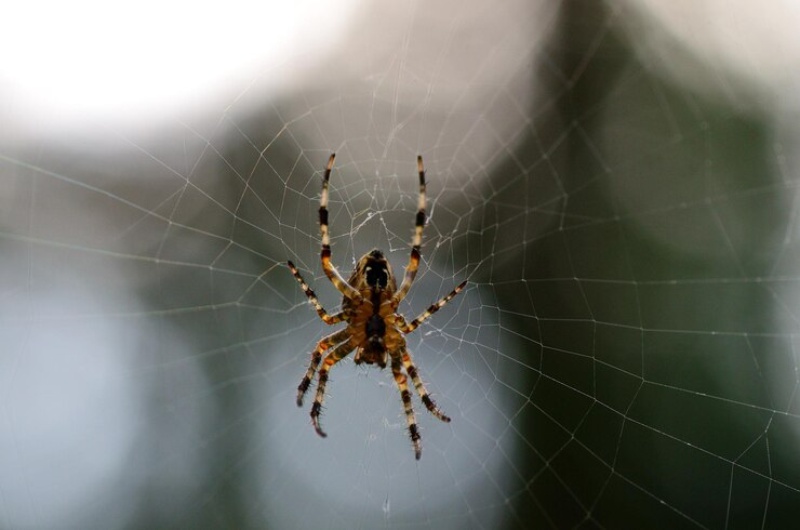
(288, 154), (465, 459)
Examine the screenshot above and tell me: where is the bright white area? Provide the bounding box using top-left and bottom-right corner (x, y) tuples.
(621, 0), (800, 110)
(0, 0), (358, 131)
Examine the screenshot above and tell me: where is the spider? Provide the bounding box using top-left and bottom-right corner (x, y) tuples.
(288, 153), (466, 460)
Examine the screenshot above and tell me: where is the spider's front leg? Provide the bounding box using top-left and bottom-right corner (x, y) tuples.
(392, 155), (427, 305)
(318, 153), (362, 302)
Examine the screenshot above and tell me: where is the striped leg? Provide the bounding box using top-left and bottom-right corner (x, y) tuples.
(296, 328), (350, 407)
(398, 280), (467, 334)
(392, 155), (427, 305)
(287, 260), (345, 325)
(401, 351), (450, 422)
(310, 338), (355, 438)
(318, 153), (361, 302)
(391, 356), (422, 460)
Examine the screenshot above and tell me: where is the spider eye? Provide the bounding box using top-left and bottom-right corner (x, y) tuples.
(366, 262), (388, 288)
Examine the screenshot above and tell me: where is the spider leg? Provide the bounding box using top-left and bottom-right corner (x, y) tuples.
(392, 155), (427, 305)
(401, 350), (451, 423)
(287, 260), (346, 325)
(391, 355), (423, 460)
(318, 153), (362, 302)
(310, 338), (355, 438)
(398, 280), (467, 334)
(296, 328), (351, 407)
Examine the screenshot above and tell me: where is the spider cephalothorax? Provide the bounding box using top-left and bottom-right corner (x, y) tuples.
(288, 154), (466, 459)
(360, 249), (394, 290)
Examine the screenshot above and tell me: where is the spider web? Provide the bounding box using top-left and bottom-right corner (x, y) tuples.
(3, 1), (800, 528)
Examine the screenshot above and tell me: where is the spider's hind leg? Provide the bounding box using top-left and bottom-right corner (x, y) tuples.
(310, 339), (355, 437)
(297, 328), (350, 407)
(391, 356), (423, 459)
(401, 350), (451, 423)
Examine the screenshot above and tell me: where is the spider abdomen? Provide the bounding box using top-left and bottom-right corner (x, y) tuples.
(351, 293), (403, 368)
(366, 314), (386, 346)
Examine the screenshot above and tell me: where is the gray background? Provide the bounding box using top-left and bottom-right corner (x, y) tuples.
(2, 1), (799, 528)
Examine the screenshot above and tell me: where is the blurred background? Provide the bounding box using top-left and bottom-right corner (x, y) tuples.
(2, 0), (800, 528)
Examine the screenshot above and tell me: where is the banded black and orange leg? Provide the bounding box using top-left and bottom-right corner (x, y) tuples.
(391, 356), (423, 459)
(296, 328), (350, 407)
(392, 155), (427, 305)
(310, 338), (355, 437)
(397, 280), (467, 334)
(318, 153), (362, 302)
(400, 350), (450, 423)
(287, 260), (346, 325)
